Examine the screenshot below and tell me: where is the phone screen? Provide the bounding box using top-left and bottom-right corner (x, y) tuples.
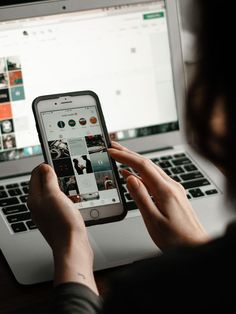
(41, 105), (120, 209)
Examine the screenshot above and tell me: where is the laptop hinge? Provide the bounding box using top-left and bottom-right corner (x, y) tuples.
(0, 172), (31, 181)
(138, 146), (174, 155)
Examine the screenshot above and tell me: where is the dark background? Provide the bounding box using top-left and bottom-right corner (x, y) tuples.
(0, 0), (47, 6)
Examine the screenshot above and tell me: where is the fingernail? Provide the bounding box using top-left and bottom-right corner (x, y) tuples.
(127, 176), (140, 191)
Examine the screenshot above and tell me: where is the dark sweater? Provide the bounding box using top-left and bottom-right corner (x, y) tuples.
(51, 223), (236, 313)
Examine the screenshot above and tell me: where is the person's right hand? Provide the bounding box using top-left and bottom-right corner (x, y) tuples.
(27, 164), (98, 294)
(109, 142), (210, 251)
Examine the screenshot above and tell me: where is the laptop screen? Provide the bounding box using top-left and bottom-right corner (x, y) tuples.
(0, 0), (178, 162)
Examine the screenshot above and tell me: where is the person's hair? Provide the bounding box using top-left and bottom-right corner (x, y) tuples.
(186, 0), (236, 197)
(73, 159), (78, 164)
(81, 155), (87, 160)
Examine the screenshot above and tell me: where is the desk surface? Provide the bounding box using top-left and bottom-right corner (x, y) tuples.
(0, 249), (131, 314)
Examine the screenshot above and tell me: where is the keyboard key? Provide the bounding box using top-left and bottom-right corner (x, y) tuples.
(158, 161), (172, 169)
(126, 201), (138, 211)
(8, 188), (22, 197)
(7, 212), (31, 224)
(180, 172), (204, 182)
(182, 179), (210, 190)
(172, 158), (192, 166)
(6, 183), (19, 189)
(11, 222), (27, 233)
(0, 186), (5, 190)
(151, 157), (159, 163)
(26, 220), (37, 230)
(21, 181), (29, 186)
(0, 191), (8, 199)
(171, 167), (185, 175)
(164, 169), (171, 176)
(20, 195), (28, 203)
(205, 189), (218, 195)
(0, 197), (19, 207)
(2, 204), (28, 215)
(121, 185), (127, 193)
(174, 153), (186, 158)
(160, 156), (173, 161)
(189, 188), (204, 198)
(170, 175), (181, 182)
(184, 164), (197, 172)
(22, 187), (29, 194)
(125, 193), (133, 201)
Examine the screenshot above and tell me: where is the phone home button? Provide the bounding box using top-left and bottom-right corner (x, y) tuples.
(90, 209), (99, 219)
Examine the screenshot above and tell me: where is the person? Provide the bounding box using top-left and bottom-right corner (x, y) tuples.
(27, 1), (236, 312)
(81, 155), (93, 173)
(72, 158), (85, 175)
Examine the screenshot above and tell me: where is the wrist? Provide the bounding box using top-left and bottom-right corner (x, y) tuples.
(52, 232), (98, 295)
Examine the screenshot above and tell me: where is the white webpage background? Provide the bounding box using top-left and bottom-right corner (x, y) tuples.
(0, 1), (177, 149)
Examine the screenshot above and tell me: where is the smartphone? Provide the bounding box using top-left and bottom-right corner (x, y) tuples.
(32, 90), (127, 226)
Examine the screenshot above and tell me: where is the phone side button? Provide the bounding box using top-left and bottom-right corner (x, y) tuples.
(90, 209), (100, 219)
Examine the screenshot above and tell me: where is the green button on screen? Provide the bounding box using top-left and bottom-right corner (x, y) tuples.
(143, 12), (164, 20)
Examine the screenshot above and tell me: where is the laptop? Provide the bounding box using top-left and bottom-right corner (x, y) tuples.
(0, 0), (234, 285)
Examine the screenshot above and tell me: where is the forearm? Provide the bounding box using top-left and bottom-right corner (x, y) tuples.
(53, 233), (98, 296)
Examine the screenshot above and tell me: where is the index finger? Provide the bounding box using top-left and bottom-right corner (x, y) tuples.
(109, 148), (169, 196)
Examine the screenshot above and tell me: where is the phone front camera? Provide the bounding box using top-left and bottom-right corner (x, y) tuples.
(54, 103), (58, 105)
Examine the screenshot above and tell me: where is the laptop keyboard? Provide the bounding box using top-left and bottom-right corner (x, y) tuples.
(0, 152), (219, 234)
(0, 181), (36, 233)
(119, 152), (219, 211)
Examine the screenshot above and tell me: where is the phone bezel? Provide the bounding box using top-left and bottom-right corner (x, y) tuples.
(32, 90), (127, 226)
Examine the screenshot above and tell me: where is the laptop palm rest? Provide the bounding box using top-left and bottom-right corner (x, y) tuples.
(88, 214), (159, 270)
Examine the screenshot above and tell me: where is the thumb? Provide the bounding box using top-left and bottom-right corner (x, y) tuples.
(38, 164), (61, 194)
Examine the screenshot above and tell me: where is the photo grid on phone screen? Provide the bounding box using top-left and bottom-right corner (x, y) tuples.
(0, 56), (26, 156)
(49, 131), (117, 205)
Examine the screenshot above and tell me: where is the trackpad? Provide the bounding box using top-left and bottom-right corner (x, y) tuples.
(88, 216), (159, 266)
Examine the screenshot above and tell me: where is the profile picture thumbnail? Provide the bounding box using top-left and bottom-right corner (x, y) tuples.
(49, 139), (70, 159)
(2, 133), (16, 149)
(10, 86), (25, 101)
(9, 70), (23, 86)
(6, 56), (21, 71)
(85, 134), (106, 154)
(0, 119), (14, 134)
(0, 73), (9, 89)
(0, 89), (10, 104)
(0, 104), (13, 121)
(79, 118), (87, 126)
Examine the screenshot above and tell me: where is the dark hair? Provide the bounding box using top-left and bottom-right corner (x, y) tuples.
(186, 0), (236, 195)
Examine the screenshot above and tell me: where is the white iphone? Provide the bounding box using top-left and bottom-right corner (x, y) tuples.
(32, 90), (127, 225)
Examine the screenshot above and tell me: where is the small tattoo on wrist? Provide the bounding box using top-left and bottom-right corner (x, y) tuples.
(77, 272), (86, 280)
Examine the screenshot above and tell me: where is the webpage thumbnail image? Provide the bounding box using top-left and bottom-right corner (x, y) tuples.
(49, 135), (117, 204)
(0, 56), (26, 152)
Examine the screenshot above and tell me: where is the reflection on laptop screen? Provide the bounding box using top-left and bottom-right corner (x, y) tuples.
(0, 0), (178, 162)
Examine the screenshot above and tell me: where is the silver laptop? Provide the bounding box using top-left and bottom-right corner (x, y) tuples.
(0, 0), (234, 285)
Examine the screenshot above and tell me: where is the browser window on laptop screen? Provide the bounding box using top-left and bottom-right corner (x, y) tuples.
(0, 0), (178, 162)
